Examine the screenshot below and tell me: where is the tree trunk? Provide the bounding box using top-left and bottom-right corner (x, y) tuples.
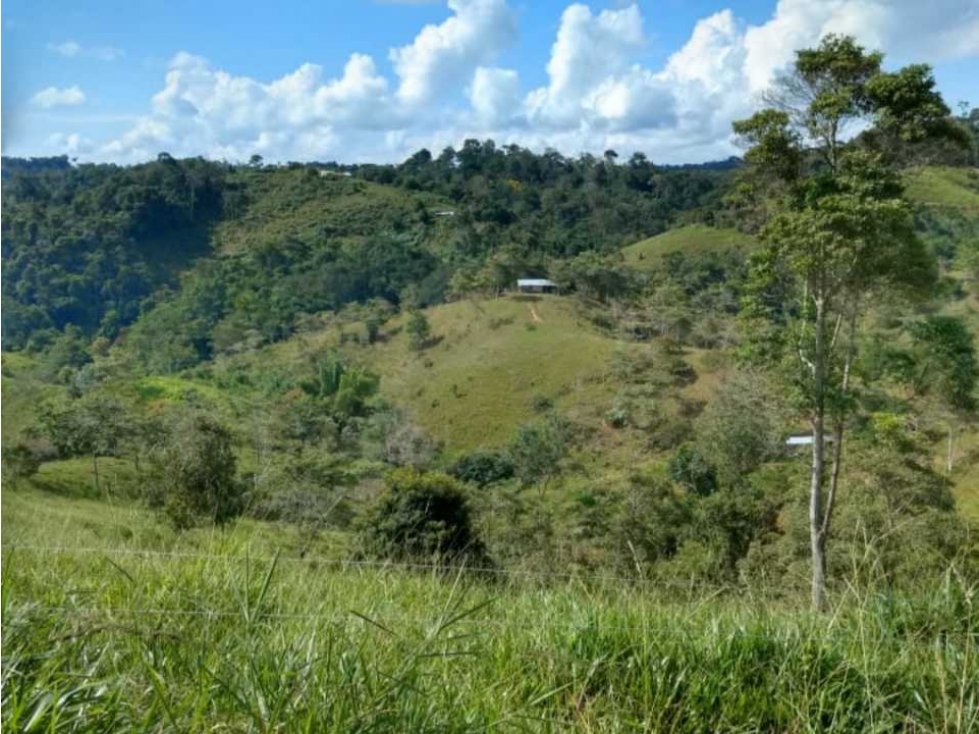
(809, 297), (827, 611)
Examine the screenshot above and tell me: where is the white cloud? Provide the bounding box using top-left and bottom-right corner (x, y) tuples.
(469, 66), (520, 125)
(46, 132), (93, 154)
(48, 39), (124, 61)
(48, 40), (82, 57)
(82, 0), (979, 165)
(526, 4), (646, 127)
(31, 85), (86, 109)
(390, 0), (516, 105)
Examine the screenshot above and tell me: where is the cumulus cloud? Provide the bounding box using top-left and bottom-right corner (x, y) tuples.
(390, 0), (516, 105)
(48, 40), (124, 61)
(469, 67), (520, 125)
(526, 4), (645, 126)
(84, 0), (979, 164)
(46, 132), (94, 154)
(32, 85), (86, 108)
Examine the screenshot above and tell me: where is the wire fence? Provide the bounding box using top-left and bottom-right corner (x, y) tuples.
(0, 543), (736, 591)
(4, 544), (976, 637)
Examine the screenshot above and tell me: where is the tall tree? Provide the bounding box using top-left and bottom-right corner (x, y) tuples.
(733, 35), (956, 609)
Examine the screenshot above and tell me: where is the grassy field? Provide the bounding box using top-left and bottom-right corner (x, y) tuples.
(213, 167), (451, 254)
(3, 486), (978, 733)
(223, 295), (624, 454)
(904, 166), (979, 210)
(622, 225), (758, 268)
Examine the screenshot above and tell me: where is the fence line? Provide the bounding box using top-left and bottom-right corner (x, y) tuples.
(7, 602), (978, 638)
(1, 543), (730, 591)
(2, 603), (672, 632)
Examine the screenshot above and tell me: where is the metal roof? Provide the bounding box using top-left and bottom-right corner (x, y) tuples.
(785, 434), (835, 446)
(517, 278), (557, 287)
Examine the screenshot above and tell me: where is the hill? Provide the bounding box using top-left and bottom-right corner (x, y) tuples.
(622, 224), (758, 267)
(904, 165), (979, 209)
(231, 295), (624, 453)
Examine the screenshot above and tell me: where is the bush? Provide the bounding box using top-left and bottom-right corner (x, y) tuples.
(406, 310), (431, 351)
(508, 414), (571, 486)
(447, 449), (515, 487)
(360, 469), (487, 564)
(1, 443), (43, 485)
(668, 444), (718, 496)
(153, 413), (242, 529)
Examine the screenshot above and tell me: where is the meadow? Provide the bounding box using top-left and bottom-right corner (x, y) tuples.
(3, 486), (978, 733)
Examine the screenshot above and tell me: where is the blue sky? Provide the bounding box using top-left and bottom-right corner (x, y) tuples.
(3, 0), (977, 164)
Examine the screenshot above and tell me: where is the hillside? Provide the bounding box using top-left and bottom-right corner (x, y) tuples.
(213, 167), (453, 254)
(1, 151), (978, 591)
(622, 224), (758, 266)
(904, 165), (979, 209)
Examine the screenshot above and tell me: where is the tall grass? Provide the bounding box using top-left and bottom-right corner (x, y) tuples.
(3, 533), (978, 732)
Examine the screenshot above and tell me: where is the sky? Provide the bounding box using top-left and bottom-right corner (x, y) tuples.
(2, 0), (978, 165)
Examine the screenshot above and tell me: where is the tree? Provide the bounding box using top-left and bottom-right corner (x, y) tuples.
(406, 310), (431, 351)
(734, 35), (956, 609)
(694, 371), (787, 488)
(360, 469), (486, 564)
(38, 394), (129, 493)
(908, 316), (977, 471)
(154, 413), (241, 528)
(508, 414), (570, 487)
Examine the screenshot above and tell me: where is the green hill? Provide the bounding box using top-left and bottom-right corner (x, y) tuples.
(622, 224), (758, 267)
(214, 167), (452, 254)
(224, 295), (649, 454)
(904, 166), (979, 209)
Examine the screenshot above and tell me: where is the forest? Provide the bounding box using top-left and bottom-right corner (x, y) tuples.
(4, 35), (979, 732)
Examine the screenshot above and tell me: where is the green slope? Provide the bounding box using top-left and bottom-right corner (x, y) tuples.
(214, 167), (452, 253)
(239, 295), (622, 453)
(904, 166), (979, 209)
(622, 224), (758, 267)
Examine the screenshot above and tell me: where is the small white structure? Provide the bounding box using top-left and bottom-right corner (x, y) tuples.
(432, 210), (456, 217)
(785, 434), (836, 448)
(517, 278), (558, 294)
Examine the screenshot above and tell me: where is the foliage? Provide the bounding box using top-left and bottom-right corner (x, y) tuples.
(360, 468), (486, 563)
(507, 414), (571, 486)
(693, 370), (787, 487)
(447, 449), (515, 487)
(4, 485), (978, 734)
(733, 33), (963, 608)
(908, 316), (977, 411)
(406, 310), (432, 351)
(152, 412), (241, 528)
(667, 444), (718, 496)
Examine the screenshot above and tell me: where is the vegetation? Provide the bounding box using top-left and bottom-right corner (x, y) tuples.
(2, 33), (979, 733)
(3, 488), (978, 733)
(733, 34), (969, 609)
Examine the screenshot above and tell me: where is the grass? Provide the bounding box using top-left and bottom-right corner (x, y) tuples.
(213, 167), (451, 254)
(1, 352), (61, 446)
(228, 295), (623, 453)
(904, 167), (979, 209)
(3, 486), (978, 732)
(622, 224), (758, 268)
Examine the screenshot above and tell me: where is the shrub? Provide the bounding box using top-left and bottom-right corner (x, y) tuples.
(406, 310), (431, 351)
(360, 469), (486, 563)
(508, 414), (571, 486)
(154, 413), (242, 529)
(668, 444), (718, 496)
(1, 443), (42, 485)
(447, 449), (515, 487)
